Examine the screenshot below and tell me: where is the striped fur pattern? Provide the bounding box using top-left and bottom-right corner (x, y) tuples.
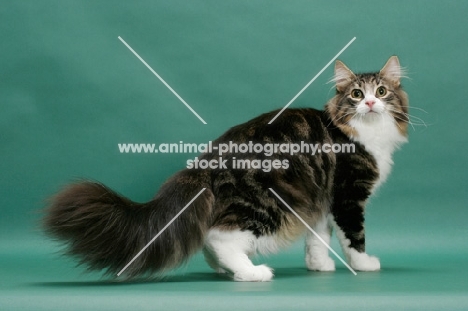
(43, 56), (408, 281)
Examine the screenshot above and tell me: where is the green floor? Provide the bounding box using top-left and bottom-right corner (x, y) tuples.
(1, 238), (467, 311)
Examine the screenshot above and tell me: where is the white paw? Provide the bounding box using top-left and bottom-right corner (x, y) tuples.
(306, 255), (336, 272)
(350, 252), (381, 271)
(233, 264), (274, 282)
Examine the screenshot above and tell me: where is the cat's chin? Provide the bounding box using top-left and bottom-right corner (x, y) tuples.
(358, 112), (383, 123)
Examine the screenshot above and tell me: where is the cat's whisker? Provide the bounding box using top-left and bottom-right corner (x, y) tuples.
(392, 114), (414, 131)
(404, 114), (427, 127)
(391, 111), (425, 131)
(349, 112), (363, 125)
(385, 107), (428, 129)
(388, 111), (417, 129)
(402, 106), (429, 114)
(333, 112), (358, 126)
(326, 108), (356, 127)
(330, 111), (356, 125)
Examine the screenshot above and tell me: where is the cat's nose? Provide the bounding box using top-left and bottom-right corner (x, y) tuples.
(366, 100), (375, 109)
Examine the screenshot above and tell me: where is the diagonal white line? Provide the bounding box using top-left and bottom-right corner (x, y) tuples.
(117, 188), (207, 277)
(268, 188), (357, 275)
(118, 36), (207, 125)
(268, 37), (356, 124)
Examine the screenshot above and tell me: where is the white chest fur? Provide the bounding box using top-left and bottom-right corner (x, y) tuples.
(349, 114), (407, 190)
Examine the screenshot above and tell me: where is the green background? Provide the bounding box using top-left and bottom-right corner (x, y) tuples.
(1, 1), (467, 310)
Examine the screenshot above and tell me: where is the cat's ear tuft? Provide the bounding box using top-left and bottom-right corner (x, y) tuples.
(380, 56), (402, 86)
(334, 60), (355, 92)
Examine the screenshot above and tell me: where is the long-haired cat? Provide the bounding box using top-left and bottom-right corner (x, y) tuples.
(44, 56), (408, 281)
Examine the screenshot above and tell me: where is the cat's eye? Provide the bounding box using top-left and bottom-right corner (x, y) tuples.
(376, 86), (387, 97)
(351, 89), (363, 99)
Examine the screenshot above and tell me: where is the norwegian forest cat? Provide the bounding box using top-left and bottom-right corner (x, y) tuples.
(44, 56), (408, 282)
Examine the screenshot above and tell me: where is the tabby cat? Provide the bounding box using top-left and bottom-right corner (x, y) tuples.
(44, 56), (408, 281)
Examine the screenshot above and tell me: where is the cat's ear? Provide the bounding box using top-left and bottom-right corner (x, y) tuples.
(334, 60), (356, 92)
(380, 56), (402, 86)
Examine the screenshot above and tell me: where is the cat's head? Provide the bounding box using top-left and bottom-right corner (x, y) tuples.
(326, 56), (409, 137)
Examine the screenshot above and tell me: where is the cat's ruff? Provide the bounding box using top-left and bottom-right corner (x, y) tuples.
(43, 56), (408, 282)
(349, 113), (407, 190)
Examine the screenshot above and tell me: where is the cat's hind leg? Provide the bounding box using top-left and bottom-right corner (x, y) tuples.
(305, 214), (335, 271)
(202, 247), (226, 274)
(204, 228), (274, 282)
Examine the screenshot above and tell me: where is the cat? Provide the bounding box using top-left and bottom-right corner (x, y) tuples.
(43, 56), (408, 282)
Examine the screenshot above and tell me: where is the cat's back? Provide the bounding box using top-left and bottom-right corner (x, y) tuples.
(215, 108), (330, 144)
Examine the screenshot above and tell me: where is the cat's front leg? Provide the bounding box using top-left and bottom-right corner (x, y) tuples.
(331, 205), (380, 271)
(305, 214), (335, 271)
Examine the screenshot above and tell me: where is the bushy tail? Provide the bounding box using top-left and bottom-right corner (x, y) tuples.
(43, 169), (214, 279)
